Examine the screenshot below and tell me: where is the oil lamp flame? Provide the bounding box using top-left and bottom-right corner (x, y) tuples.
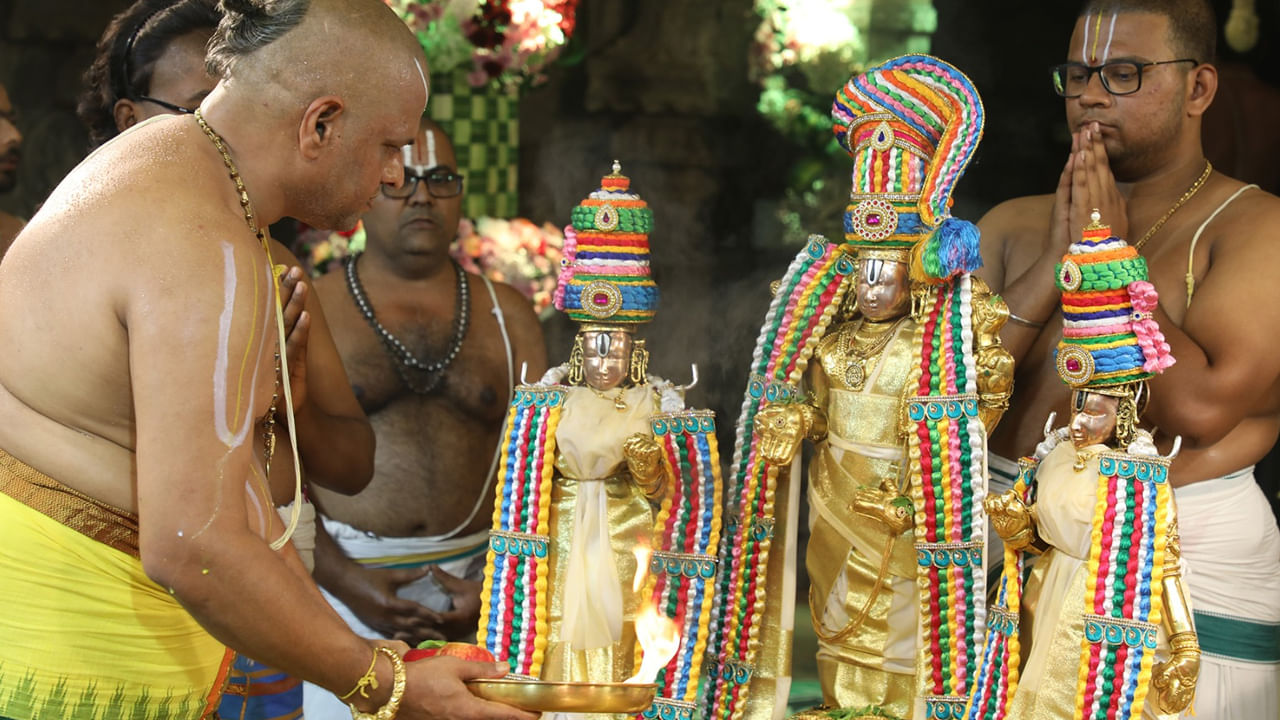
(632, 541), (653, 593)
(626, 603), (679, 684)
(624, 540), (678, 684)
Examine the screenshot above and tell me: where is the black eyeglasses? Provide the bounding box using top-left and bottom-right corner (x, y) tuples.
(115, 12), (198, 116)
(136, 96), (197, 114)
(382, 168), (465, 200)
(1050, 59), (1198, 98)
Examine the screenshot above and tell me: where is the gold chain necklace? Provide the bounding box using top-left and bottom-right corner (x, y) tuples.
(195, 108), (264, 241)
(194, 109), (280, 472)
(841, 316), (908, 390)
(1133, 160), (1212, 252)
(589, 384), (629, 411)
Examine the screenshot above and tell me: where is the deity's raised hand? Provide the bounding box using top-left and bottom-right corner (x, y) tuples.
(755, 403), (809, 466)
(623, 433), (666, 500)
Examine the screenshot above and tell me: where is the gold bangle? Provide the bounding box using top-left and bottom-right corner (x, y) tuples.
(340, 649), (380, 700)
(1007, 311), (1046, 329)
(348, 647), (407, 720)
(1169, 631), (1200, 655)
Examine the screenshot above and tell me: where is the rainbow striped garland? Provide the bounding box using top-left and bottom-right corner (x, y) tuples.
(637, 411), (723, 720)
(964, 458), (1038, 720)
(477, 389), (728, 703)
(904, 274), (989, 719)
(1073, 453), (1171, 720)
(961, 451), (1173, 720)
(703, 235), (853, 720)
(476, 386), (563, 678)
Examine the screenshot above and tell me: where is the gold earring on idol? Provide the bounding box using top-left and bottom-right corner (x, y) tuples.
(568, 333), (585, 386)
(630, 339), (649, 385)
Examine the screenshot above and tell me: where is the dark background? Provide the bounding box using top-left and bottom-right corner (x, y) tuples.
(2, 0), (1278, 514)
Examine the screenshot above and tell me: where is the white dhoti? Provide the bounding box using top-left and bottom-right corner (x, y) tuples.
(302, 517), (488, 720)
(1174, 467), (1280, 720)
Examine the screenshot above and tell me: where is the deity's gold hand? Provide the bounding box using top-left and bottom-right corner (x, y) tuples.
(851, 485), (914, 536)
(755, 403), (809, 466)
(623, 433), (666, 500)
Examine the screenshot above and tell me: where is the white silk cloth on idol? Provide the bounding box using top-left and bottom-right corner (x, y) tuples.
(555, 384), (656, 650)
(1173, 468), (1280, 720)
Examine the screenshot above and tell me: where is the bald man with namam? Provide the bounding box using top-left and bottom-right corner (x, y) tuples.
(0, 1), (534, 719)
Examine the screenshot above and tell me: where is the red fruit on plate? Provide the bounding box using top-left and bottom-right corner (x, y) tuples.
(404, 640), (496, 663)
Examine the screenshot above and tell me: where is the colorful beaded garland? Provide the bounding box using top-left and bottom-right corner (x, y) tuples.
(1073, 452), (1172, 720)
(903, 275), (988, 710)
(703, 234), (852, 720)
(476, 386), (563, 677)
(634, 410), (723, 715)
(963, 458), (1037, 720)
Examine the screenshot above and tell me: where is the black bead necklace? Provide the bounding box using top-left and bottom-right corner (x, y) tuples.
(345, 252), (469, 394)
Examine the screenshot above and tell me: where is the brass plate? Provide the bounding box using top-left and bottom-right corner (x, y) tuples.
(466, 679), (658, 713)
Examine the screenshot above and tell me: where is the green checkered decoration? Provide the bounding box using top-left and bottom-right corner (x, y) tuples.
(428, 69), (519, 219)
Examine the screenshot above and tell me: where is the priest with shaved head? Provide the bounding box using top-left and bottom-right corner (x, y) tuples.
(0, 1), (534, 719)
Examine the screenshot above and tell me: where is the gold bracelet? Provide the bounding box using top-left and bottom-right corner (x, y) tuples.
(1007, 311), (1046, 329)
(340, 649), (380, 700)
(348, 647), (407, 720)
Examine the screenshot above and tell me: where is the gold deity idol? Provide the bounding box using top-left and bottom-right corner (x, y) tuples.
(969, 213), (1196, 720)
(704, 56), (1012, 720)
(477, 165), (723, 720)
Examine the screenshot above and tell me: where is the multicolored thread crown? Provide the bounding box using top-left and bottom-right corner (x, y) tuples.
(1055, 213), (1175, 388)
(553, 161), (660, 325)
(831, 54), (984, 282)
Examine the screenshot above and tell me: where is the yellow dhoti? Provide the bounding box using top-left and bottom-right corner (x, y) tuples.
(0, 448), (231, 720)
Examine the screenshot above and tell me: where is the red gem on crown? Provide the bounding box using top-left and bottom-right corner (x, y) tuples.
(866, 214), (881, 226)
(593, 293), (610, 306)
(1066, 358), (1082, 372)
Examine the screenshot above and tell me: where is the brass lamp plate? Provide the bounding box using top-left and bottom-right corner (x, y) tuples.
(465, 679), (658, 713)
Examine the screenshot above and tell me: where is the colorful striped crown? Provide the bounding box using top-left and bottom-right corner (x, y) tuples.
(1055, 212), (1175, 389)
(832, 54), (984, 282)
(553, 161), (660, 325)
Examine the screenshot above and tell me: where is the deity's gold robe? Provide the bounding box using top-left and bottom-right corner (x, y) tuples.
(805, 317), (920, 718)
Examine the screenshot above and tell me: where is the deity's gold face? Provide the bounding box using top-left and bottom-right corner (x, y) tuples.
(1069, 391), (1118, 448)
(856, 258), (911, 322)
(581, 330), (633, 390)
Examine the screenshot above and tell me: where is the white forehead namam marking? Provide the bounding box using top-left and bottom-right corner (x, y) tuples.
(413, 57), (429, 111)
(401, 130), (437, 175)
(1081, 12), (1119, 64)
(1101, 13), (1117, 62)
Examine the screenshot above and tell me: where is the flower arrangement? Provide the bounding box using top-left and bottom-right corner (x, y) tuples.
(451, 216), (565, 317)
(294, 221), (366, 277)
(751, 0), (867, 151)
(750, 0), (937, 245)
(385, 0), (581, 90)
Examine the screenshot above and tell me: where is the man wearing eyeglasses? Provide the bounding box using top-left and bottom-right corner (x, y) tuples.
(977, 1), (1280, 717)
(304, 116), (547, 720)
(0, 82), (24, 256)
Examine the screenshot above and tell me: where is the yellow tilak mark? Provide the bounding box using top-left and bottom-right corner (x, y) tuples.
(228, 251), (262, 439)
(1090, 12), (1103, 64)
